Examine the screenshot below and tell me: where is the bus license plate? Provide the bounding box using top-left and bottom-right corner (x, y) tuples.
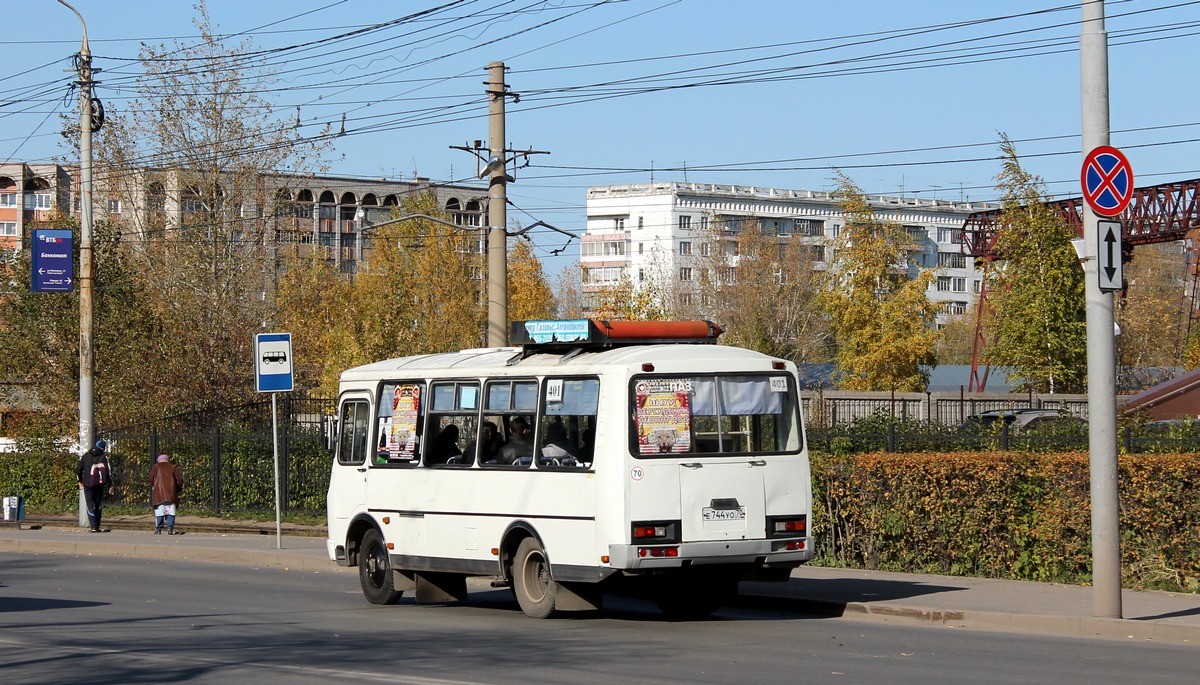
(702, 507), (746, 521)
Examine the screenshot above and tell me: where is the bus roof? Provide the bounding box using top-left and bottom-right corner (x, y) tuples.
(339, 342), (785, 384)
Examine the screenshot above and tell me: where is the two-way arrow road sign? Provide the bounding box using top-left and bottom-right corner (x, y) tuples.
(1097, 219), (1123, 293)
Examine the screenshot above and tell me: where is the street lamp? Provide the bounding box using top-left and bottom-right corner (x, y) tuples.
(58, 0), (96, 529)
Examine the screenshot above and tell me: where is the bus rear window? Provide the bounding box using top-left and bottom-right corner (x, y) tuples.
(630, 374), (800, 457)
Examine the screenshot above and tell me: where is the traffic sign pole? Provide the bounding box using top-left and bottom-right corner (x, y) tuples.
(1080, 1), (1121, 620)
(255, 333), (293, 550)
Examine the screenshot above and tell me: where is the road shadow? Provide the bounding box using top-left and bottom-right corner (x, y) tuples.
(391, 576), (966, 623)
(1133, 606), (1200, 621)
(0, 596), (107, 613)
(743, 575), (967, 604)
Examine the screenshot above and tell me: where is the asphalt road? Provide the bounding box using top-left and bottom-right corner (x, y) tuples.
(2, 553), (1197, 685)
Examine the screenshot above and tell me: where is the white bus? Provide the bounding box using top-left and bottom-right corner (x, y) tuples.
(326, 319), (813, 618)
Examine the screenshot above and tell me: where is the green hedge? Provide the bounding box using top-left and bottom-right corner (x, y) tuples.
(811, 451), (1200, 592)
(6, 443), (1197, 592)
(0, 440), (80, 509)
(0, 432), (331, 514)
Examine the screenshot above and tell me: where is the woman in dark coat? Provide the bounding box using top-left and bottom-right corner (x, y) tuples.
(150, 454), (184, 534)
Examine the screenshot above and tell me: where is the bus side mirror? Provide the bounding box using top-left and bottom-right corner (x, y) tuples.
(322, 414), (338, 452)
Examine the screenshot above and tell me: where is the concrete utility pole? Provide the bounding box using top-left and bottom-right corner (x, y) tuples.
(452, 63), (548, 345)
(485, 62), (509, 347)
(59, 0), (95, 529)
(1080, 0), (1122, 619)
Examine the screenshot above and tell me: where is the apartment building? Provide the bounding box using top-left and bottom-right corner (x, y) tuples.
(581, 182), (1000, 325)
(0, 162), (488, 275)
(0, 163), (73, 252)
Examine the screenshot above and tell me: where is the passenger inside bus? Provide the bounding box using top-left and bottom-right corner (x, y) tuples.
(465, 421), (501, 465)
(430, 424), (462, 465)
(539, 422), (578, 465)
(497, 416), (534, 465)
(579, 423), (596, 465)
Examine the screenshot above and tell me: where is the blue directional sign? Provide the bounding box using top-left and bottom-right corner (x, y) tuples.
(255, 332), (294, 393)
(30, 229), (74, 293)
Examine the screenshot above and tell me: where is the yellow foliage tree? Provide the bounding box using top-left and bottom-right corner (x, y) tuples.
(692, 217), (830, 362)
(1118, 243), (1188, 372)
(507, 237), (557, 324)
(354, 192), (486, 357)
(274, 252), (355, 396)
(822, 173), (939, 391)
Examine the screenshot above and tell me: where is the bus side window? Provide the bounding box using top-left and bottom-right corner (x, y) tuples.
(539, 377), (599, 468)
(338, 400), (368, 466)
(483, 380), (538, 468)
(425, 381), (479, 467)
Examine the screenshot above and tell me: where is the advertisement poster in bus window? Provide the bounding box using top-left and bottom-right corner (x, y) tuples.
(634, 379), (692, 454)
(389, 384), (421, 460)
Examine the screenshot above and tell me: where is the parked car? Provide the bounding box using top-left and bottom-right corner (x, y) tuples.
(962, 408), (1085, 433)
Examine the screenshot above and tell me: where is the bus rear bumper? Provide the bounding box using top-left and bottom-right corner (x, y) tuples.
(607, 537), (813, 571)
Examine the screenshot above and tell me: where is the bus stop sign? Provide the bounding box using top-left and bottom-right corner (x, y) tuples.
(255, 332), (293, 392)
(1081, 146), (1134, 217)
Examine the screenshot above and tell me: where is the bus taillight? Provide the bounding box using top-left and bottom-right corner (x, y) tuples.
(638, 547), (679, 558)
(631, 520), (680, 543)
(767, 515), (807, 538)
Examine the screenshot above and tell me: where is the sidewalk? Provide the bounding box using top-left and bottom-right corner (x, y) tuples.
(2, 519), (1198, 645)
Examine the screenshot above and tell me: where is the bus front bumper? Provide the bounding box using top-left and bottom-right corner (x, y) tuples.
(608, 537), (813, 570)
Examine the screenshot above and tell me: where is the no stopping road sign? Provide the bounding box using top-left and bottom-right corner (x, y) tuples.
(1081, 146), (1134, 217)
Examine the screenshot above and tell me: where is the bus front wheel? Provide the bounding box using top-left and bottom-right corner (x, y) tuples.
(358, 529), (402, 605)
(513, 537), (556, 618)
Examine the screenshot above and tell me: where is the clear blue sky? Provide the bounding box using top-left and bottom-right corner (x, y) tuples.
(3, 1), (1198, 274)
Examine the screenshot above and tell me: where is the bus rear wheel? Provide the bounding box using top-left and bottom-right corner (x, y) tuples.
(513, 537), (556, 618)
(359, 529), (402, 605)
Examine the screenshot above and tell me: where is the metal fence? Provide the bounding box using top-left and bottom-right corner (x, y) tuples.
(92, 391), (1197, 514)
(806, 423), (1200, 454)
(801, 390), (1090, 428)
(104, 395), (336, 514)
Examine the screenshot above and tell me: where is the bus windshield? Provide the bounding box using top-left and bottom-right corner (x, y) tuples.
(630, 373), (801, 457)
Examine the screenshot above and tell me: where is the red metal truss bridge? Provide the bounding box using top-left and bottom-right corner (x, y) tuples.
(958, 177), (1200, 392)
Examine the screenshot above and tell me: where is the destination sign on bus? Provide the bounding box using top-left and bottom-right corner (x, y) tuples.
(519, 319), (591, 344)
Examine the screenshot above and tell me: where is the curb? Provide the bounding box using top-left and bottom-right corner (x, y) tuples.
(0, 535), (337, 573)
(749, 592), (1199, 645)
(18, 517), (326, 537)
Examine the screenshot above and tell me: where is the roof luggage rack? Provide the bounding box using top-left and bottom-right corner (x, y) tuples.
(508, 319), (724, 363)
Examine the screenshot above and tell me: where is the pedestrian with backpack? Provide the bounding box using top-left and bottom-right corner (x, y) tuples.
(76, 439), (112, 533)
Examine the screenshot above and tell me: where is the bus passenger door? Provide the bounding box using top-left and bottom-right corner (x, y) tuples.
(328, 395), (371, 523)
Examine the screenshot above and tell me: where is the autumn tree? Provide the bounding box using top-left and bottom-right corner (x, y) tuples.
(821, 173), (939, 391)
(553, 263), (587, 319)
(273, 253), (354, 397)
(985, 137), (1086, 393)
(554, 244), (675, 321)
(343, 192), (485, 363)
(0, 214), (158, 432)
(64, 1), (331, 415)
(935, 307), (981, 366)
(1117, 243), (1188, 382)
(692, 217), (830, 362)
(507, 237), (556, 324)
